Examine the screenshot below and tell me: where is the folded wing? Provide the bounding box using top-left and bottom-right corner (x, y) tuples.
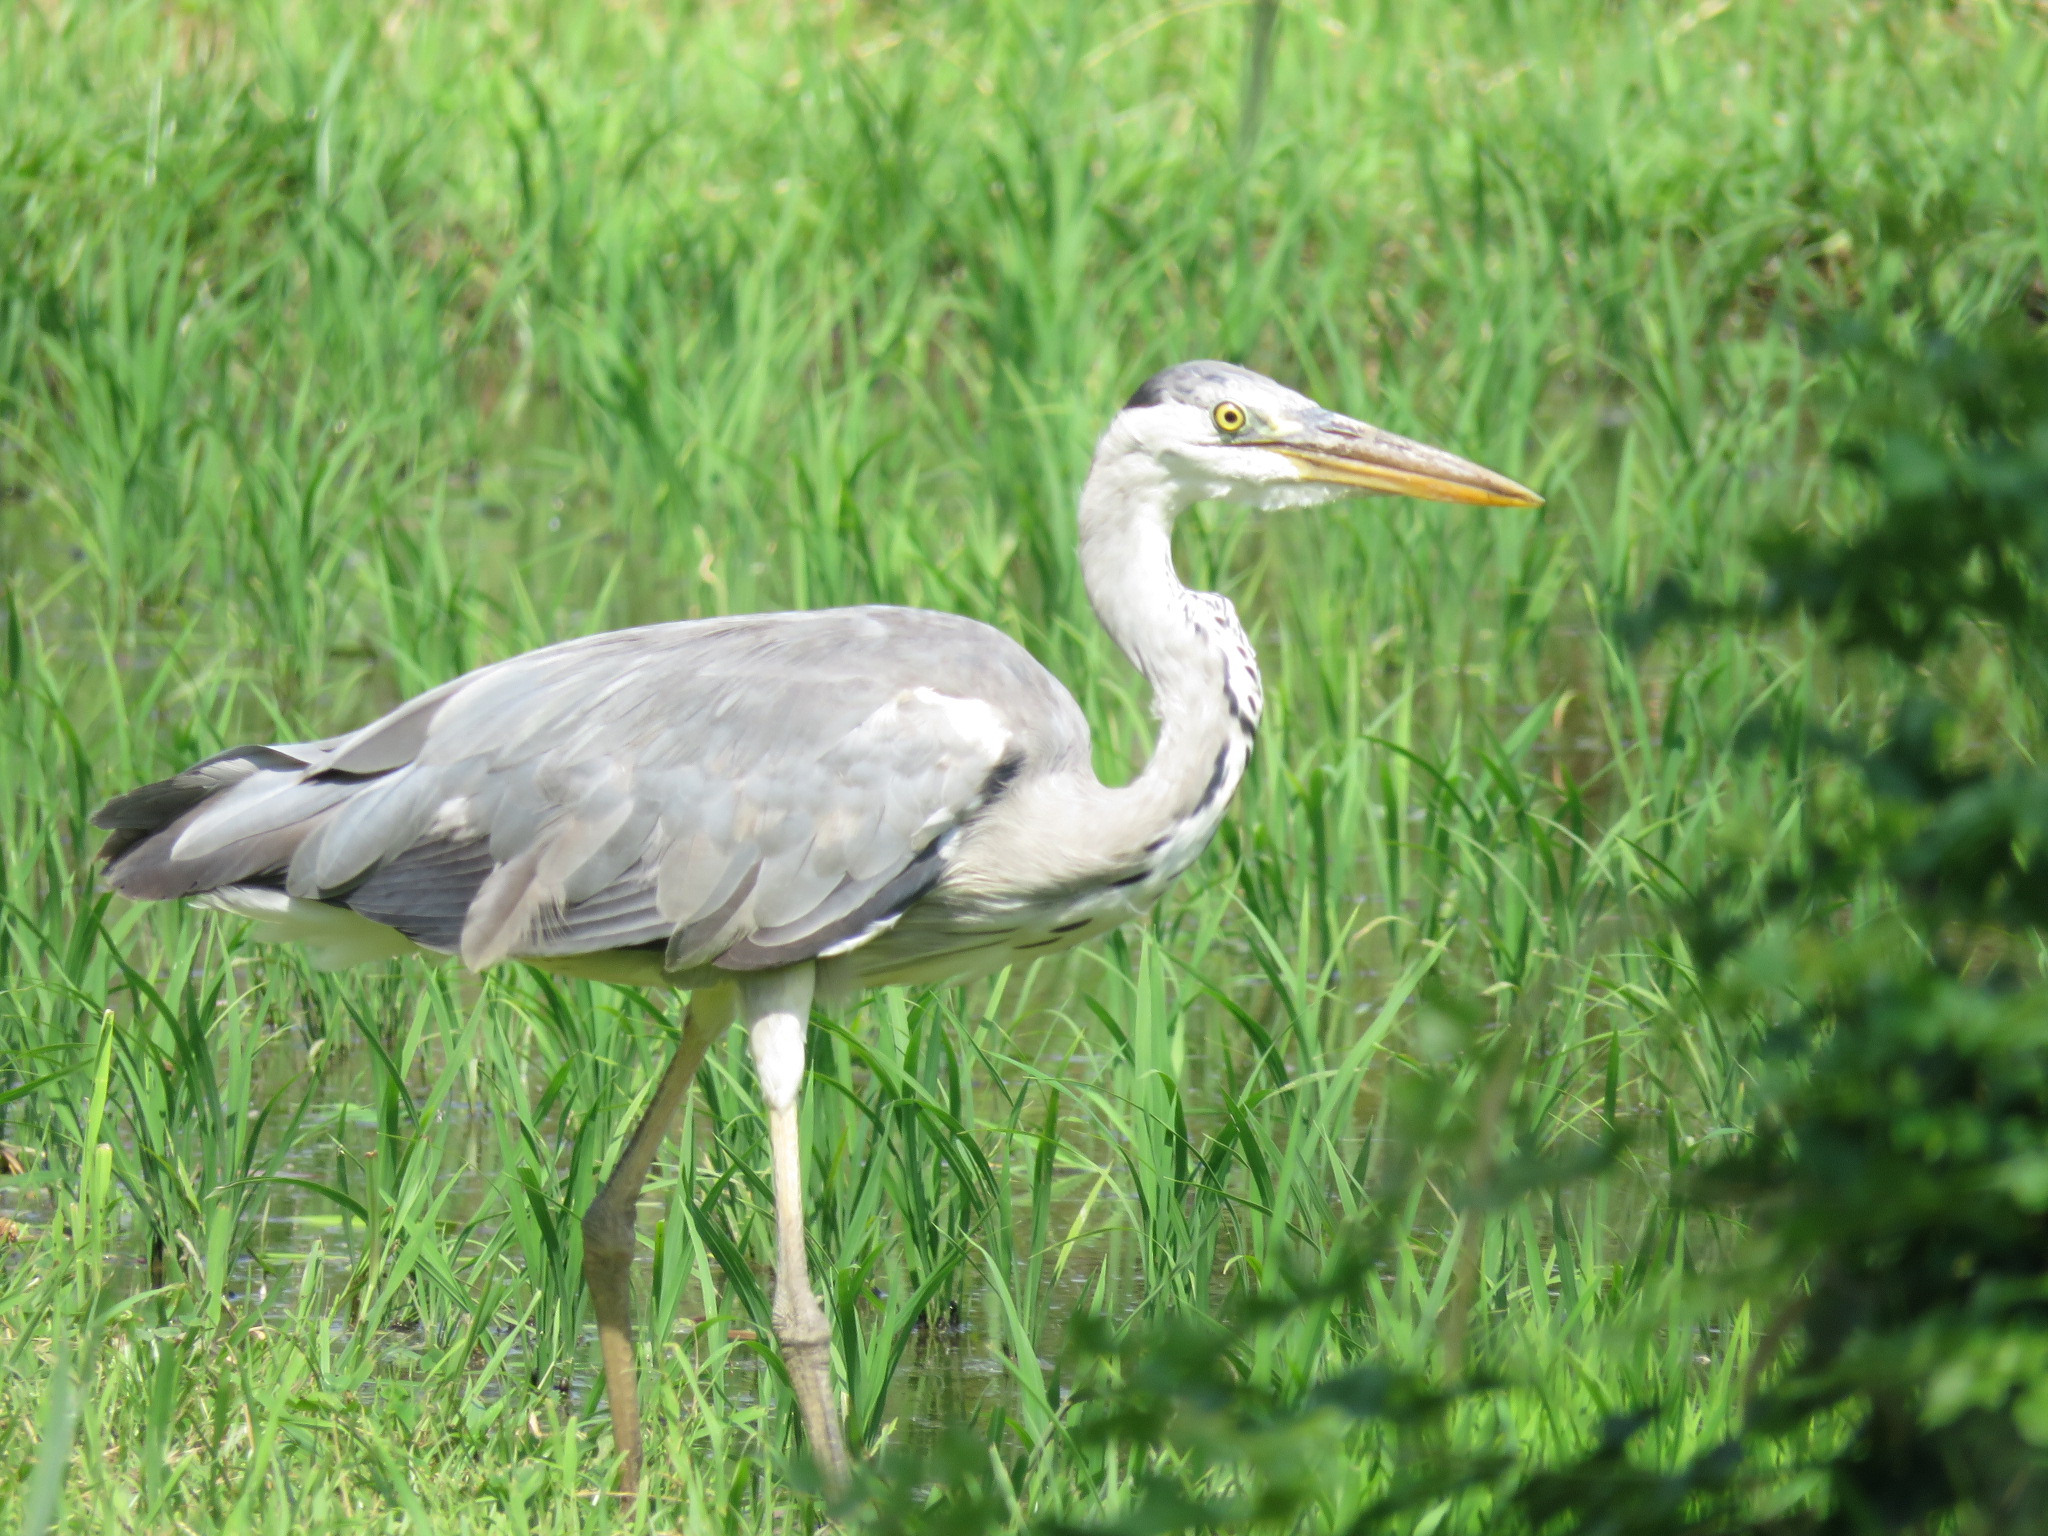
(95, 609), (1074, 975)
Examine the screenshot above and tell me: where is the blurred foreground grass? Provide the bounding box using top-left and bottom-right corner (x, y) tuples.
(2, 1), (2045, 1530)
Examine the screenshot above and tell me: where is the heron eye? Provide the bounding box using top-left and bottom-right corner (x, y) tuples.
(1212, 401), (1248, 434)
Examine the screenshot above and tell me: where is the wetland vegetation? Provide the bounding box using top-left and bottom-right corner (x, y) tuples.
(4, 2), (2047, 1530)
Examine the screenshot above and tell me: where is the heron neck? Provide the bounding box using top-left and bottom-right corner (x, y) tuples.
(1077, 449), (1259, 853)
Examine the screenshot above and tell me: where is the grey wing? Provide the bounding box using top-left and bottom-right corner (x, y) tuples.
(94, 609), (1084, 976)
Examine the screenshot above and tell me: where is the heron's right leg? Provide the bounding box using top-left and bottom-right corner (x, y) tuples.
(581, 984), (735, 1499)
(740, 964), (852, 1491)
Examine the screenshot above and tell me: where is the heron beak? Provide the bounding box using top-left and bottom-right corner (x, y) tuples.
(1268, 413), (1543, 508)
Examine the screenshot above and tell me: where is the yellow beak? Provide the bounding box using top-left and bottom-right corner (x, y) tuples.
(1268, 415), (1542, 508)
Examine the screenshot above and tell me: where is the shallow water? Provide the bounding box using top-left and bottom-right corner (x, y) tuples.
(0, 1011), (1148, 1443)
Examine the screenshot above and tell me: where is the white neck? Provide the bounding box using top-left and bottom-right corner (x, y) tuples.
(1075, 424), (1262, 875)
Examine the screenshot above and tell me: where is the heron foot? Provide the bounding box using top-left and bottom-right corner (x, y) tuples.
(581, 1212), (645, 1496)
(775, 1290), (851, 1492)
(577, 989), (735, 1502)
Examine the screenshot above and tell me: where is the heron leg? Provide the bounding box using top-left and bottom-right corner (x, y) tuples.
(741, 964), (852, 1491)
(581, 984), (735, 1499)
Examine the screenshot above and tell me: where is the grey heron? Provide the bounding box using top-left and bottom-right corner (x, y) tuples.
(91, 361), (1539, 1495)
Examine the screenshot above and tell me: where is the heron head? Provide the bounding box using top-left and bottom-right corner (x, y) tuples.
(1115, 360), (1541, 513)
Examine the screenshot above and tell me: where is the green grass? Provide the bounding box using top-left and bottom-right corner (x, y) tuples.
(0, 0), (2043, 1530)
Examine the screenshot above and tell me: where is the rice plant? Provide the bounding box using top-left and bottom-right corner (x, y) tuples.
(2, 0), (2044, 1530)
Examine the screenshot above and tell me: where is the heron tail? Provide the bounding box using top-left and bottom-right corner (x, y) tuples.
(92, 743), (342, 900)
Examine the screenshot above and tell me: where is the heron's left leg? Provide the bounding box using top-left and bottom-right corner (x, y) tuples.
(740, 963), (852, 1491)
(582, 983), (736, 1499)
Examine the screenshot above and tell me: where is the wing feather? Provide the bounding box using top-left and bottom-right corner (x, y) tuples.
(95, 608), (1089, 975)
(346, 839), (496, 950)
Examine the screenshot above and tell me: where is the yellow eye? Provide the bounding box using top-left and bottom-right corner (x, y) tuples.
(1212, 401), (1247, 433)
